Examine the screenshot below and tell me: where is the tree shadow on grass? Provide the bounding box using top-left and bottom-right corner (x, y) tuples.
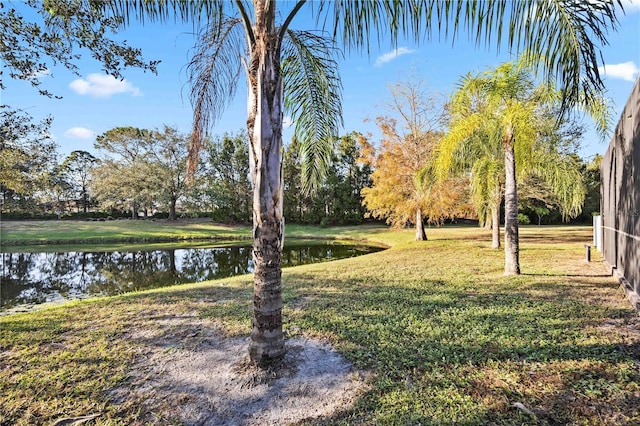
(283, 274), (640, 425)
(521, 272), (611, 278)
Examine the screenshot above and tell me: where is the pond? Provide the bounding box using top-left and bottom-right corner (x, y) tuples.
(0, 240), (384, 312)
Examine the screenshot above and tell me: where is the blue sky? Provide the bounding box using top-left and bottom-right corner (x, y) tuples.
(4, 0), (640, 161)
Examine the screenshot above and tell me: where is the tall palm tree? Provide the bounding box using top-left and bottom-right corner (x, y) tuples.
(436, 59), (606, 275)
(94, 0), (621, 364)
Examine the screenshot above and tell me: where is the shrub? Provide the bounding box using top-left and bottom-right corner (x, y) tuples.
(517, 213), (531, 225)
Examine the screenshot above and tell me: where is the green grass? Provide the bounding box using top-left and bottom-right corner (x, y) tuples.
(0, 219), (398, 247)
(1, 224), (639, 425)
(0, 219), (250, 245)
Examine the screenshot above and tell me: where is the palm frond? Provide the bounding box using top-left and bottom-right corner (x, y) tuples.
(573, 89), (613, 140)
(528, 149), (586, 220)
(319, 0), (620, 114)
(317, 0), (428, 53)
(470, 156), (503, 226)
(281, 29), (343, 194)
(433, 112), (484, 179)
(98, 0), (223, 26)
(435, 0), (620, 111)
(186, 17), (245, 178)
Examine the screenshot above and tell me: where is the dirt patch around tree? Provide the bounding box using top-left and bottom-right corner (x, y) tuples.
(111, 317), (369, 425)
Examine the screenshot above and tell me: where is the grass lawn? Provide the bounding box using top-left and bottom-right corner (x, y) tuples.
(1, 223), (639, 425)
(0, 219), (401, 247)
(0, 219), (250, 246)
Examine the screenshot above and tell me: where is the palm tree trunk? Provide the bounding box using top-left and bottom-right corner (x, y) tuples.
(483, 210), (492, 230)
(415, 207), (427, 241)
(503, 135), (520, 275)
(491, 201), (501, 249)
(246, 7), (286, 366)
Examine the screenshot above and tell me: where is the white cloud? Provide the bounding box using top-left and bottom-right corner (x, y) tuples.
(375, 47), (416, 67)
(283, 116), (293, 128)
(69, 73), (142, 97)
(598, 61), (640, 82)
(64, 127), (95, 140)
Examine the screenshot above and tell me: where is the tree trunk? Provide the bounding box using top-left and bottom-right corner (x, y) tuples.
(415, 207), (427, 241)
(247, 6), (286, 366)
(169, 197), (177, 220)
(503, 134), (520, 275)
(169, 249), (177, 276)
(483, 210), (492, 230)
(82, 185), (88, 213)
(491, 201), (501, 249)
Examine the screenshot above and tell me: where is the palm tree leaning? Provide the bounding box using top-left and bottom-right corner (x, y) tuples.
(97, 0), (621, 365)
(436, 59), (608, 275)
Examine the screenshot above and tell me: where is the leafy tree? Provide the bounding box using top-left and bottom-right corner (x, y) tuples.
(284, 133), (371, 225)
(1, 0), (158, 214)
(92, 127), (157, 218)
(282, 136), (308, 223)
(327, 133), (372, 225)
(579, 154), (603, 221)
(39, 162), (74, 217)
(91, 126), (193, 219)
(146, 126), (191, 220)
(362, 76), (467, 240)
(1, 0), (158, 97)
(90, 157), (145, 217)
(96, 0), (622, 365)
(204, 131), (251, 223)
(0, 106), (57, 212)
(307, 132), (371, 225)
(60, 150), (97, 213)
(436, 59), (602, 275)
(362, 129), (470, 240)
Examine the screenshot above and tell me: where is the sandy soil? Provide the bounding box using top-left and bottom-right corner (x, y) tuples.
(112, 317), (369, 425)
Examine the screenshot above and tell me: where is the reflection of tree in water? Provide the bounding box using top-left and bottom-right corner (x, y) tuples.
(1, 243), (381, 309)
(98, 250), (183, 295)
(2, 252), (40, 306)
(180, 247), (253, 280)
(1, 251), (99, 307)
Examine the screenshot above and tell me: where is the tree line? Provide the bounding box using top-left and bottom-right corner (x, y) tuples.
(1, 119), (376, 225)
(2, 94), (600, 229)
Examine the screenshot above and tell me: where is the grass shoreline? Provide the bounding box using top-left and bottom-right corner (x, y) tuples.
(0, 219), (396, 248)
(2, 222), (639, 425)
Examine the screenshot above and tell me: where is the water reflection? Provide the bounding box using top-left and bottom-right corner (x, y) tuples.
(1, 242), (382, 310)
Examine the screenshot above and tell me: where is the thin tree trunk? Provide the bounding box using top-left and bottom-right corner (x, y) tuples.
(483, 210), (492, 230)
(169, 197), (177, 220)
(503, 134), (520, 275)
(169, 249), (177, 276)
(415, 207), (427, 241)
(491, 201), (501, 249)
(247, 5), (286, 366)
